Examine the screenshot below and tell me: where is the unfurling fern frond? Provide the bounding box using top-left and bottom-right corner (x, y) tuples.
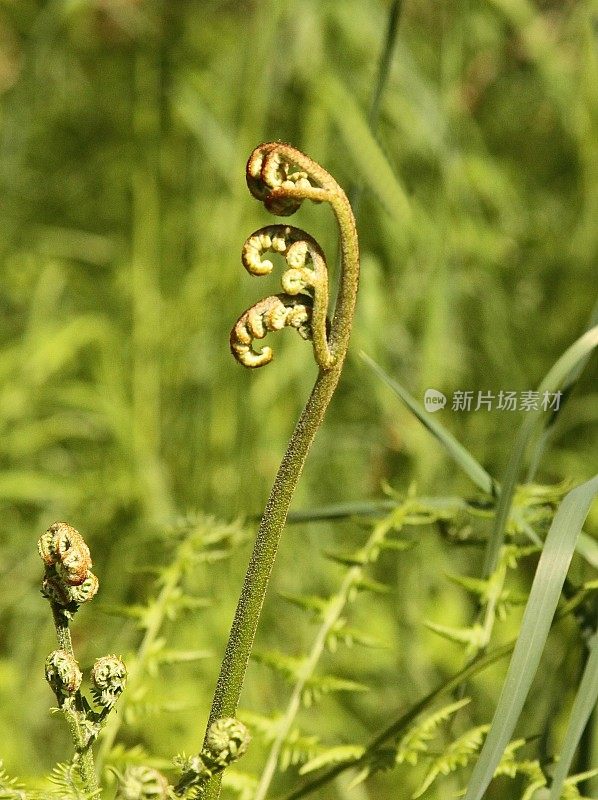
(445, 572), (528, 609)
(326, 620), (383, 652)
(237, 711), (321, 771)
(409, 730), (553, 799)
(96, 516), (248, 774)
(252, 495), (465, 800)
(0, 760), (26, 800)
(423, 620), (487, 653)
(278, 728), (322, 772)
(351, 575), (391, 595)
(113, 765), (170, 800)
(348, 749), (397, 789)
(301, 674), (369, 708)
(299, 745), (365, 776)
(324, 537), (411, 569)
(346, 698), (474, 790)
(251, 649), (368, 706)
(491, 742), (548, 800)
(395, 698), (472, 768)
(412, 724), (490, 798)
(559, 769), (598, 800)
(519, 764), (547, 800)
(124, 698), (192, 726)
(278, 592), (331, 620)
(250, 650), (306, 683)
(230, 294), (314, 369)
(46, 762), (100, 800)
(103, 743), (173, 772)
(150, 648), (212, 670)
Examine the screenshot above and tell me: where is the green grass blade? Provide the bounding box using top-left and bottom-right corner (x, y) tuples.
(320, 74), (411, 224)
(483, 325), (598, 576)
(576, 533), (598, 570)
(368, 0), (403, 128)
(349, 0), (404, 217)
(361, 352), (498, 497)
(464, 475), (598, 800)
(286, 500), (397, 522)
(527, 296), (598, 480)
(286, 496), (472, 523)
(548, 631), (598, 800)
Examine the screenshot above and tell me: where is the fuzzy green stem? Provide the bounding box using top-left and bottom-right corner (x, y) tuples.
(208, 367), (347, 720)
(202, 366), (345, 800)
(197, 145), (359, 800)
(254, 511), (403, 800)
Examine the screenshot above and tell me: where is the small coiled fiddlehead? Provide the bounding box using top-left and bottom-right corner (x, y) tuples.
(114, 765), (170, 800)
(195, 143), (359, 800)
(232, 224), (332, 369)
(91, 655), (128, 709)
(230, 292), (314, 369)
(176, 717), (251, 795)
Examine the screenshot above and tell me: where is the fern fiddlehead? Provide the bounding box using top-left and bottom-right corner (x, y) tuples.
(232, 223), (333, 369)
(230, 293), (314, 369)
(39, 523), (102, 795)
(39, 523), (130, 797)
(188, 143), (359, 800)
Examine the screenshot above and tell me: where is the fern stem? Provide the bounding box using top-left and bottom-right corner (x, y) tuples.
(253, 513), (401, 800)
(199, 144), (359, 800)
(203, 368), (344, 800)
(52, 603), (76, 657)
(249, 12), (405, 784)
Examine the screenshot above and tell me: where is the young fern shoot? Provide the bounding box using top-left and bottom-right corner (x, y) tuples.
(184, 143), (359, 799)
(38, 522), (127, 797)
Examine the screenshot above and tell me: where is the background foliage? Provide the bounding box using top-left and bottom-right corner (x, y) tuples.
(0, 1), (596, 798)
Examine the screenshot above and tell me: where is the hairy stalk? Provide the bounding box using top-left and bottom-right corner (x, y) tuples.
(254, 507), (411, 800)
(196, 143), (359, 800)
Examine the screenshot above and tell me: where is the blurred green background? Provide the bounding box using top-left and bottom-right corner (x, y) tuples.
(0, 0), (597, 796)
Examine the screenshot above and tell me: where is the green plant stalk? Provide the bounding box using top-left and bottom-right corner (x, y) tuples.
(51, 605), (101, 796)
(208, 368), (346, 722)
(201, 143), (359, 800)
(254, 509), (406, 800)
